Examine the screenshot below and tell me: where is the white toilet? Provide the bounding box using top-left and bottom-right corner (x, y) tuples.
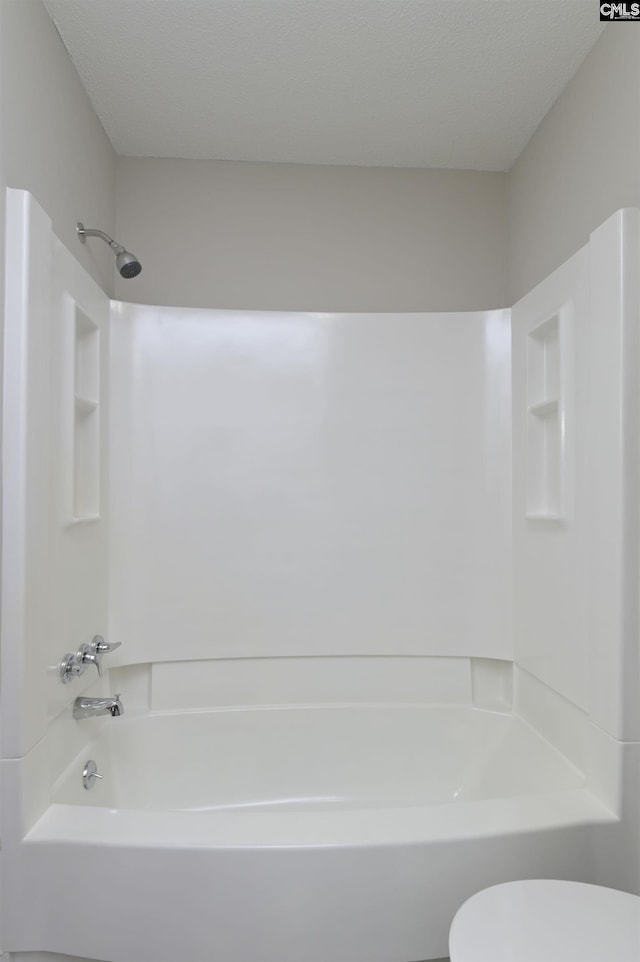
(449, 879), (640, 961)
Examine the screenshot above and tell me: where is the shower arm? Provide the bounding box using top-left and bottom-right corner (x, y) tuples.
(76, 222), (142, 279)
(77, 223), (126, 255)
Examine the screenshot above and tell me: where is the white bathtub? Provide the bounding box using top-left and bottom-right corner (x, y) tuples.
(12, 705), (617, 962)
(54, 705), (586, 812)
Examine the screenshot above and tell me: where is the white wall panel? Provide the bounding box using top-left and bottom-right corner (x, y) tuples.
(1, 189), (110, 759)
(46, 240), (110, 727)
(150, 657), (473, 712)
(587, 209), (640, 740)
(512, 247), (590, 710)
(512, 208), (640, 739)
(109, 306), (511, 663)
(1, 190), (54, 757)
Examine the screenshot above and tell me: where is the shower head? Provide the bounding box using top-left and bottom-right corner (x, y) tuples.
(77, 223), (142, 278)
(115, 250), (142, 279)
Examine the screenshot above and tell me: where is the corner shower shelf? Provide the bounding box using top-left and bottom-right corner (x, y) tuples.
(70, 305), (100, 523)
(528, 398), (558, 418)
(74, 394), (98, 415)
(526, 311), (564, 521)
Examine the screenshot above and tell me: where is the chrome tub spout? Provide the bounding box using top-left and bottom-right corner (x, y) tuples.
(73, 695), (124, 720)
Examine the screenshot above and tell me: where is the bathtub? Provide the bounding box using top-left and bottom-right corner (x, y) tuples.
(10, 704), (617, 962)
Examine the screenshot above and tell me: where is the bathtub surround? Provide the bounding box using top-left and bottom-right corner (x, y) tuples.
(2, 190), (640, 962)
(509, 208), (640, 894)
(513, 211), (640, 741)
(0, 191), (111, 831)
(109, 305), (512, 664)
(147, 657), (512, 714)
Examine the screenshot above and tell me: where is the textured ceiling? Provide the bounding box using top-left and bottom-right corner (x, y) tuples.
(44, 1), (604, 171)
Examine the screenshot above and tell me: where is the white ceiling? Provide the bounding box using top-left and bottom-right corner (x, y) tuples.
(44, 1), (604, 171)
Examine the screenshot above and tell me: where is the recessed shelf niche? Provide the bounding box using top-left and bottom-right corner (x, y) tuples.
(72, 306), (100, 521)
(526, 313), (562, 521)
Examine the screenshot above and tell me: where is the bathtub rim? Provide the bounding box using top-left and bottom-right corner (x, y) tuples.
(27, 785), (616, 851)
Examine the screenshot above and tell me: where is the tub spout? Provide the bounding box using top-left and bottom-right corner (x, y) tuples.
(73, 695), (124, 720)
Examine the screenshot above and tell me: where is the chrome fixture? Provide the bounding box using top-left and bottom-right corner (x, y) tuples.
(77, 222), (142, 278)
(60, 635), (121, 684)
(82, 759), (104, 790)
(73, 694), (124, 720)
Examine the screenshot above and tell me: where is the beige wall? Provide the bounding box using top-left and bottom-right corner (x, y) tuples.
(1, 7), (638, 325)
(0, 0), (116, 294)
(115, 158), (506, 311)
(507, 26), (640, 304)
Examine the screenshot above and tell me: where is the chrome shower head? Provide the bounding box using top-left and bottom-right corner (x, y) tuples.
(77, 222), (142, 279)
(115, 250), (142, 279)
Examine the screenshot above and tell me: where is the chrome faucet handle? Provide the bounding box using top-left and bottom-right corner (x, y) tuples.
(93, 637), (122, 655)
(60, 636), (122, 684)
(80, 636), (122, 678)
(79, 642), (103, 678)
